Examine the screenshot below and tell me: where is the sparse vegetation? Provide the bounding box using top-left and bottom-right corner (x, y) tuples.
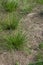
(35, 42), (43, 61)
(19, 0), (36, 14)
(28, 61), (43, 65)
(36, 52), (43, 61)
(39, 42), (43, 49)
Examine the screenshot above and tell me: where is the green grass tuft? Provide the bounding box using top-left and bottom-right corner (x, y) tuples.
(0, 16), (19, 30)
(3, 31), (27, 50)
(2, 0), (18, 12)
(15, 62), (19, 65)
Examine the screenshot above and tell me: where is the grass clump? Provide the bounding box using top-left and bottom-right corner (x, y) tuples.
(28, 61), (43, 65)
(0, 16), (19, 30)
(15, 62), (19, 65)
(36, 52), (43, 61)
(36, 0), (43, 4)
(2, 0), (18, 12)
(20, 5), (33, 14)
(4, 31), (27, 50)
